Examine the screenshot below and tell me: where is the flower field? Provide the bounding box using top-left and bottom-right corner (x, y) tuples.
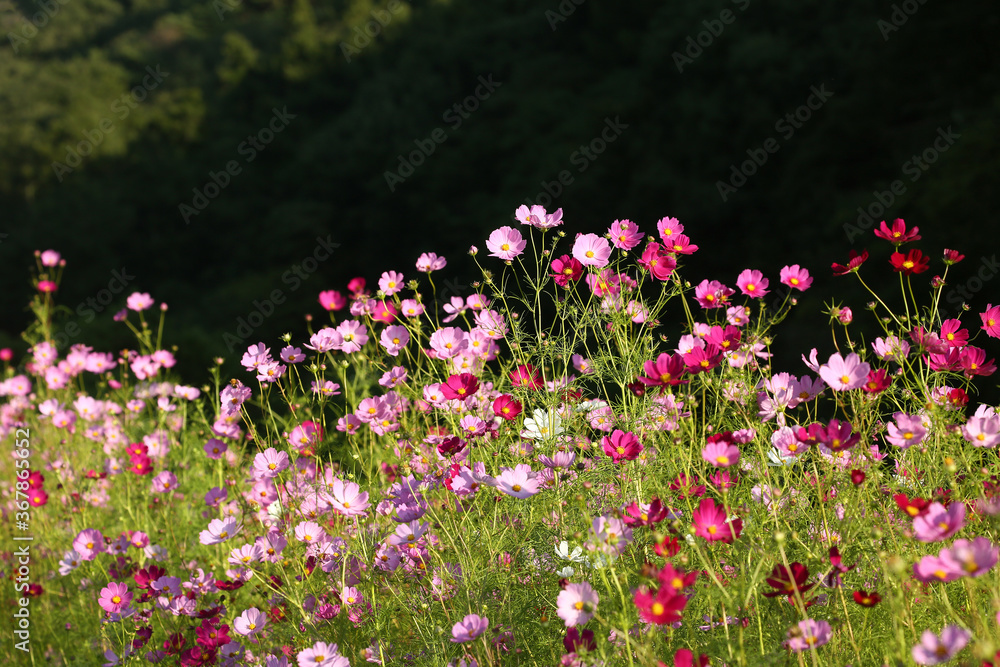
(2, 213), (999, 666)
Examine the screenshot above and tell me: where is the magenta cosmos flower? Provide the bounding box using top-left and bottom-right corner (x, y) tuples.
(556, 582), (599, 627)
(691, 498), (741, 543)
(609, 219), (642, 250)
(234, 607), (268, 636)
(735, 269), (769, 298)
(98, 582), (132, 613)
(913, 502), (965, 543)
(451, 614), (489, 642)
(786, 619), (832, 652)
(818, 352), (870, 391)
(980, 304), (1000, 338)
(486, 226), (526, 260)
(572, 233), (611, 268)
(602, 429), (643, 463)
(912, 625), (970, 665)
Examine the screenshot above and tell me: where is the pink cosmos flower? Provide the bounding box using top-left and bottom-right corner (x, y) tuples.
(199, 517), (240, 545)
(40, 249), (61, 267)
(886, 412), (927, 448)
(693, 279), (734, 309)
(515, 204), (547, 227)
(328, 478), (370, 517)
(253, 447), (290, 479)
(702, 439), (740, 467)
(73, 528), (105, 561)
(486, 227), (526, 261)
(380, 325), (409, 356)
(429, 327), (469, 358)
(572, 233), (611, 268)
(416, 252), (447, 273)
(378, 271), (404, 296)
(451, 614), (489, 643)
(98, 582), (132, 614)
(786, 619), (832, 652)
(779, 264), (812, 291)
(602, 429), (643, 463)
(609, 219), (642, 250)
(736, 269), (769, 298)
(150, 470), (178, 493)
(963, 412), (1000, 447)
(912, 554), (964, 584)
(126, 292), (154, 311)
(335, 320), (369, 353)
(691, 498), (741, 543)
(495, 465), (540, 498)
(818, 352), (870, 391)
(294, 521), (326, 544)
(939, 537), (999, 577)
(234, 607), (267, 636)
(638, 242), (677, 281)
(872, 336), (910, 362)
(911, 626), (969, 665)
(473, 309), (507, 339)
(556, 582), (599, 627)
(639, 353), (687, 387)
(656, 216), (683, 242)
(980, 304), (1000, 338)
(297, 641), (349, 667)
(318, 290), (346, 311)
(913, 502), (965, 543)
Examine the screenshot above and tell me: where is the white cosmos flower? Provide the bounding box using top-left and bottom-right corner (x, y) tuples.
(521, 408), (565, 440)
(555, 541), (587, 563)
(766, 447), (797, 467)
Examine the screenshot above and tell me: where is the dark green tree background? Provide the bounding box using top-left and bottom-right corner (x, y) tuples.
(1, 0), (997, 386)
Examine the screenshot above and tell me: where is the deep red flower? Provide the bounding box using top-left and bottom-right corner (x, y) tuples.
(436, 436), (467, 457)
(550, 255), (584, 287)
(852, 590), (882, 607)
(942, 248), (965, 265)
(563, 627), (597, 654)
(763, 562), (814, 599)
(654, 535), (681, 558)
(874, 218), (921, 245)
(889, 249), (930, 275)
(134, 565), (167, 590)
(862, 368), (893, 393)
(893, 493), (930, 518)
(831, 249), (869, 276)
